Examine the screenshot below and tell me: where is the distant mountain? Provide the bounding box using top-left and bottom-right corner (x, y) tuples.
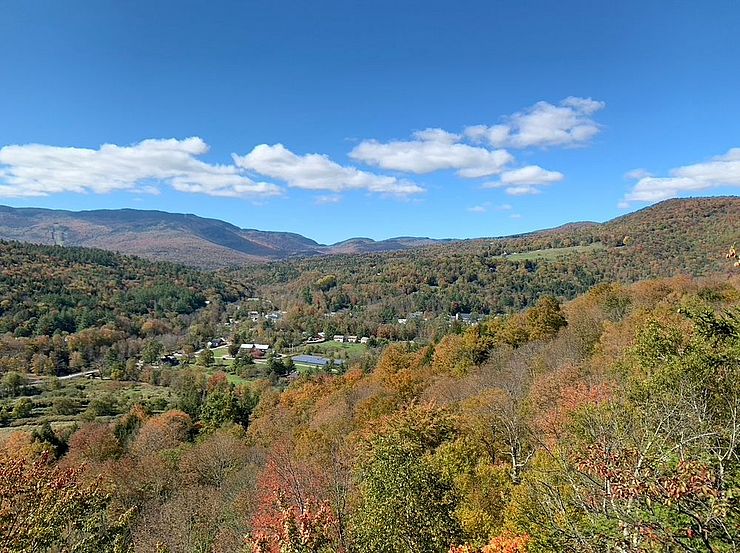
(0, 197), (737, 269)
(0, 206), (452, 268)
(250, 196), (740, 318)
(329, 236), (451, 254)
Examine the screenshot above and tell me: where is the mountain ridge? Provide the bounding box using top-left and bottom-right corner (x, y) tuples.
(0, 197), (737, 268)
(0, 204), (458, 267)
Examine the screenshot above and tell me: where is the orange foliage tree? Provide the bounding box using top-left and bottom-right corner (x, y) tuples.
(449, 534), (530, 553)
(0, 451), (132, 552)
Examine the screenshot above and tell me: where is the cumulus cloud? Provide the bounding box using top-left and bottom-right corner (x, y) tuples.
(624, 168), (653, 180)
(503, 185), (541, 196)
(622, 148), (740, 205)
(465, 96), (605, 149)
(468, 201), (517, 213)
(1, 98), (599, 201)
(482, 165), (563, 196)
(499, 165), (564, 186)
(348, 97), (601, 186)
(315, 194), (342, 205)
(0, 137), (281, 198)
(234, 143), (423, 196)
(349, 128), (513, 178)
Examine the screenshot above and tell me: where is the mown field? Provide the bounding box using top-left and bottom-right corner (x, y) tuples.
(502, 242), (606, 261)
(0, 377), (171, 438)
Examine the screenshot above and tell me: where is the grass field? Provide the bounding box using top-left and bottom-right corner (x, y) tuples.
(207, 370), (253, 386)
(0, 378), (172, 438)
(211, 345), (231, 360)
(502, 242), (605, 261)
(293, 362), (319, 373)
(301, 341), (367, 356)
(292, 362), (343, 377)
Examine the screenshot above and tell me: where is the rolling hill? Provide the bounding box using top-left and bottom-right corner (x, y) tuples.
(246, 196), (740, 319)
(0, 206), (449, 268)
(0, 196), (737, 269)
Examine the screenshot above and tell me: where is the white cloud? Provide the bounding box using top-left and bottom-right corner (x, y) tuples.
(622, 148), (740, 205)
(315, 194), (342, 205)
(234, 143), (423, 196)
(624, 168), (652, 180)
(510, 213), (522, 219)
(499, 165), (564, 186)
(412, 128), (460, 144)
(468, 201), (518, 213)
(465, 96), (605, 149)
(349, 97), (601, 184)
(481, 165), (563, 196)
(349, 127), (513, 178)
(504, 185), (542, 196)
(0, 137), (281, 198)
(467, 201), (493, 213)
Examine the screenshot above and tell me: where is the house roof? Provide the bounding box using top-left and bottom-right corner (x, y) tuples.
(240, 343), (270, 350)
(292, 355), (345, 366)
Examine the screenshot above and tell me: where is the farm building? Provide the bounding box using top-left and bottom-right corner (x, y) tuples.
(240, 343), (270, 351)
(292, 355), (345, 367)
(240, 343), (270, 358)
(455, 313), (474, 324)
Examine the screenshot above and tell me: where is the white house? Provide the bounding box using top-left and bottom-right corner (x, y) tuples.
(240, 343), (270, 351)
(455, 313), (474, 324)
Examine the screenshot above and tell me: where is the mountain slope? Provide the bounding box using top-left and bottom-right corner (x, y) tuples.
(0, 197), (737, 269)
(0, 206), (452, 268)
(0, 207), (283, 266)
(247, 196), (740, 319)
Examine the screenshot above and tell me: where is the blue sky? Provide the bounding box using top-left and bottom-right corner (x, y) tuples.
(1, 0), (739, 244)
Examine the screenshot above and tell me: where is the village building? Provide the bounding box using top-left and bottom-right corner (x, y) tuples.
(292, 355), (345, 367)
(240, 343), (270, 358)
(266, 311), (284, 321)
(454, 313), (475, 324)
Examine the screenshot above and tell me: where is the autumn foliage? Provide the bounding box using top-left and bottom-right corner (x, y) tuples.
(0, 451), (131, 552)
(247, 493), (337, 553)
(449, 534), (530, 553)
(2, 273), (739, 552)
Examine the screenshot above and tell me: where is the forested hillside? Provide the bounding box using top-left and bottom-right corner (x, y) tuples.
(0, 197), (738, 553)
(0, 206), (449, 268)
(1, 197), (736, 270)
(1, 274), (737, 552)
(248, 197), (739, 326)
(0, 240), (251, 375)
